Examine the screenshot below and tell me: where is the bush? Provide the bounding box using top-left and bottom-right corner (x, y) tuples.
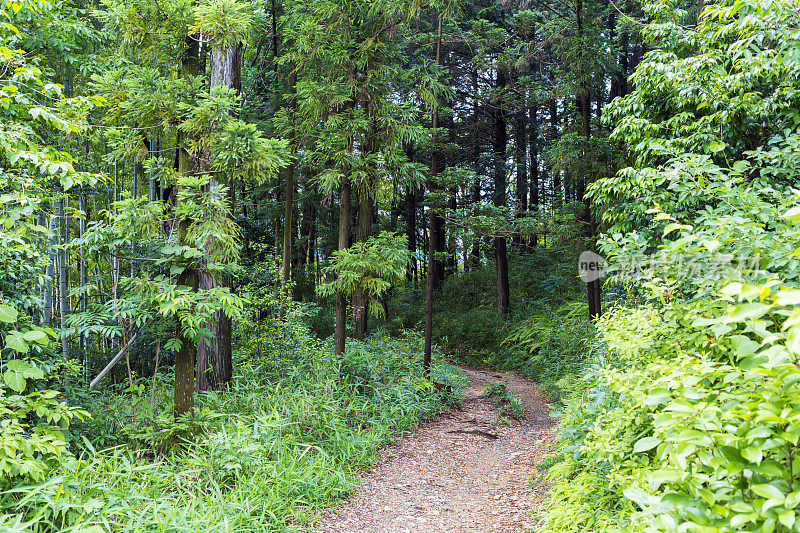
(497, 301), (596, 402)
(1, 307), (466, 532)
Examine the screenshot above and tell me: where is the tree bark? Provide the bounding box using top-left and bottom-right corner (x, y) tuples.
(514, 103), (527, 247)
(78, 194), (87, 381)
(43, 213), (56, 325)
(296, 192), (315, 299)
(575, 0), (602, 319)
(493, 65), (511, 315)
(334, 180), (351, 356)
(529, 99), (539, 212)
(175, 220), (199, 417)
(57, 196), (69, 359)
(468, 68), (482, 270)
(406, 185), (417, 284)
(282, 67), (297, 303)
(353, 190), (373, 340)
(196, 38), (236, 392)
(423, 12), (443, 374)
(549, 100), (561, 207)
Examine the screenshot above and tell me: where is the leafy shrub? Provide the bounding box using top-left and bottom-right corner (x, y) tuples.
(2, 306), (465, 532)
(496, 301), (595, 402)
(537, 2), (800, 531)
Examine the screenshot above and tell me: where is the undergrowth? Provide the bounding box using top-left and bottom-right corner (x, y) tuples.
(0, 309), (466, 532)
(483, 381), (524, 419)
(386, 249), (594, 403)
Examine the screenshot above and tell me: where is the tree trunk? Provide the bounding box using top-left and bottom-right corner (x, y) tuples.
(575, 0), (602, 319)
(529, 99), (539, 216)
(175, 221), (199, 418)
(334, 180), (351, 356)
(514, 104), (527, 247)
(282, 67), (297, 302)
(406, 185), (417, 284)
(43, 213), (56, 325)
(296, 192), (315, 299)
(549, 100), (561, 207)
(423, 12), (443, 374)
(78, 194), (88, 382)
(196, 39), (235, 392)
(493, 66), (511, 315)
(469, 68), (482, 270)
(57, 197), (69, 359)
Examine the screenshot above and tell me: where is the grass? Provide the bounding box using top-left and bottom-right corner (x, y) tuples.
(1, 316), (466, 532)
(483, 381), (524, 420)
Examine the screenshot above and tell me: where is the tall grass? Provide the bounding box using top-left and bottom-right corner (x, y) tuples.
(1, 316), (465, 532)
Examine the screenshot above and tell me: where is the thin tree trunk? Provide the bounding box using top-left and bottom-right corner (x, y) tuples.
(297, 192), (315, 299)
(549, 100), (560, 207)
(406, 185), (417, 284)
(175, 221), (199, 417)
(353, 190), (373, 340)
(469, 67), (482, 270)
(57, 197), (69, 358)
(514, 104), (527, 247)
(575, 0), (602, 319)
(133, 161), (139, 198)
(529, 99), (539, 222)
(334, 180), (351, 356)
(44, 213), (56, 325)
(79, 194), (88, 382)
(282, 67), (297, 299)
(424, 12), (443, 374)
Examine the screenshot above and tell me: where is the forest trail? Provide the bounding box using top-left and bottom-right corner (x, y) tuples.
(314, 366), (556, 532)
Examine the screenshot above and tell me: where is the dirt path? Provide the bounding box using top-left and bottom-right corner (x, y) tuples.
(314, 366), (556, 532)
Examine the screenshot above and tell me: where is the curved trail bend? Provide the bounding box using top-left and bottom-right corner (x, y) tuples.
(315, 366), (556, 533)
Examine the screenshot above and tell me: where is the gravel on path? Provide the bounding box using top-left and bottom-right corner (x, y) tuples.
(313, 366), (556, 533)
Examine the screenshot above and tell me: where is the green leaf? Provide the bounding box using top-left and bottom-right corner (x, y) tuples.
(728, 303), (771, 322)
(708, 141), (727, 153)
(645, 388), (671, 406)
(22, 330), (47, 342)
(663, 223), (684, 236)
(776, 289), (800, 306)
(648, 469), (681, 490)
(633, 436), (661, 453)
(5, 333), (29, 353)
(3, 371), (26, 392)
(752, 483), (785, 500)
(7, 359), (43, 379)
(742, 446), (763, 464)
(719, 446), (743, 462)
(0, 304), (18, 323)
(779, 510), (795, 528)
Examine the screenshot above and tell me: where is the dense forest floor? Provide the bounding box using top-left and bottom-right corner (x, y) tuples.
(314, 366), (555, 532)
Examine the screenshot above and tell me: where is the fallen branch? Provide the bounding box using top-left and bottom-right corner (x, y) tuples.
(447, 428), (499, 440)
(89, 332), (139, 389)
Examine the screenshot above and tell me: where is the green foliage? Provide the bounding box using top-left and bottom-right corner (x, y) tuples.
(318, 232), (411, 318)
(498, 301), (595, 402)
(483, 381), (523, 419)
(593, 0), (800, 233)
(189, 0), (251, 50)
(538, 1), (800, 531)
(1, 274), (465, 530)
(0, 382), (89, 488)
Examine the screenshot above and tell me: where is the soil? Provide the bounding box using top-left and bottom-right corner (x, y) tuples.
(313, 366), (557, 532)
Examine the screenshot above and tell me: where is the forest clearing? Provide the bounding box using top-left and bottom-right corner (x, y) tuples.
(3, 0), (800, 531)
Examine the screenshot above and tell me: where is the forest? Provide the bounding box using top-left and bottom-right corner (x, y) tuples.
(3, 0), (800, 530)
